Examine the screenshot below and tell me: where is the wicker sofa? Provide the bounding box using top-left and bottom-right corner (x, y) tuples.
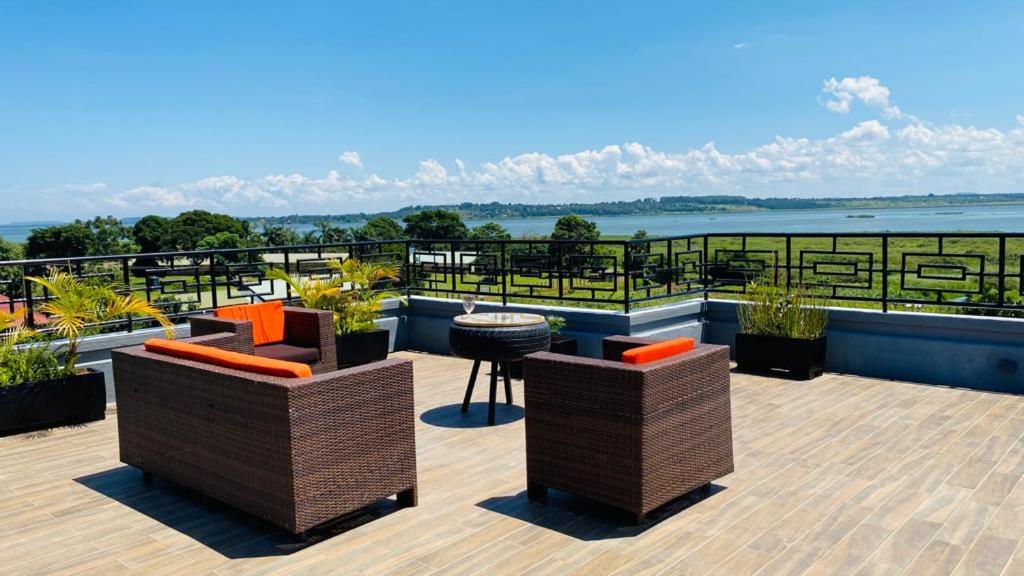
(522, 336), (734, 524)
(111, 331), (418, 538)
(189, 305), (336, 374)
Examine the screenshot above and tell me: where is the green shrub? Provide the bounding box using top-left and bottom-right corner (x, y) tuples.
(0, 313), (71, 386)
(737, 282), (829, 339)
(546, 315), (567, 334)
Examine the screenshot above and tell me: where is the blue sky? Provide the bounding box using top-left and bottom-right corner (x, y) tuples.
(1, 1), (1023, 220)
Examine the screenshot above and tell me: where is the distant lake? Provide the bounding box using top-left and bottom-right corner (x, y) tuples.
(283, 203), (1024, 238)
(5, 203), (1024, 243)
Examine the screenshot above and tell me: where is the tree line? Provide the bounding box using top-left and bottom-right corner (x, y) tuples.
(1, 210), (624, 261)
(251, 192), (1024, 225)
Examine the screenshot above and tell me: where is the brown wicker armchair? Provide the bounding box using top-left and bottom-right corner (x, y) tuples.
(111, 340), (418, 538)
(189, 305), (336, 374)
(522, 336), (734, 524)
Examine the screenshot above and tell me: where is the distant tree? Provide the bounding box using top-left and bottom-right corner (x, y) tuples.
(468, 222), (512, 242)
(132, 215), (172, 253)
(25, 222), (95, 259)
(631, 229), (648, 240)
(402, 210), (468, 242)
(314, 220), (353, 244)
(355, 217), (405, 242)
(260, 224), (302, 247)
(300, 230), (320, 245)
(549, 215), (602, 262)
(0, 235), (23, 297)
(167, 211), (248, 251)
(551, 215), (600, 242)
(0, 236), (21, 262)
(86, 216), (136, 255)
(197, 231), (256, 264)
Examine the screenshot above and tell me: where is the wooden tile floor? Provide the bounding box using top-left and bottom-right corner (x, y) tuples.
(1, 351), (1023, 575)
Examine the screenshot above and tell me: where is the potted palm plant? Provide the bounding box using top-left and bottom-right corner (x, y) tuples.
(735, 281), (828, 380)
(0, 271), (173, 435)
(334, 259), (402, 368)
(545, 316), (578, 355)
(269, 258), (402, 369)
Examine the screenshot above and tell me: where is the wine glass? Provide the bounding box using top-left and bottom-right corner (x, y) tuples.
(462, 295), (476, 316)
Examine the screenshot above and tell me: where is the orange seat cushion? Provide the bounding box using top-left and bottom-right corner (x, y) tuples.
(621, 337), (696, 365)
(144, 339), (312, 378)
(214, 301), (286, 346)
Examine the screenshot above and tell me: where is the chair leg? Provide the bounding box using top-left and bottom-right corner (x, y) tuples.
(397, 486), (419, 507)
(502, 361), (513, 405)
(461, 360), (481, 413)
(488, 361), (498, 426)
(527, 482), (547, 502)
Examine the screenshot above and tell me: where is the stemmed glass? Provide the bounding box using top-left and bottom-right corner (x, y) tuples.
(462, 295), (476, 316)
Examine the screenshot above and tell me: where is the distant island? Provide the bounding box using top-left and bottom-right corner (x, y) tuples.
(247, 192), (1024, 225)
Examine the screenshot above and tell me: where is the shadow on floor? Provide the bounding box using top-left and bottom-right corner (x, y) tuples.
(420, 402), (524, 428)
(477, 484), (725, 541)
(75, 466), (404, 558)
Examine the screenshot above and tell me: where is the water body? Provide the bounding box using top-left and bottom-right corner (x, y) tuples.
(5, 204), (1024, 243)
(284, 203), (1024, 238)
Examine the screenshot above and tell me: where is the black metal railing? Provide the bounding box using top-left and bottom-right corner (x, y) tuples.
(2, 232), (1023, 335)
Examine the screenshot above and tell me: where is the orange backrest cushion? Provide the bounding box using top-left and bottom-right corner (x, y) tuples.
(621, 337), (696, 365)
(214, 301), (286, 346)
(144, 339), (312, 378)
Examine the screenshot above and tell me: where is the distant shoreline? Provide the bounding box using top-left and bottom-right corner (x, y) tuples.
(242, 200), (1024, 227)
(8, 196), (1024, 229)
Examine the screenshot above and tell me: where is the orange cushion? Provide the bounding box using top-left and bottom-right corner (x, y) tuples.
(144, 339), (312, 378)
(214, 301), (286, 346)
(621, 337), (696, 365)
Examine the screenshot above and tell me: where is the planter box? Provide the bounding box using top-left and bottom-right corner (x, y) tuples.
(336, 329), (390, 369)
(509, 335), (578, 379)
(0, 370), (106, 436)
(735, 333), (826, 380)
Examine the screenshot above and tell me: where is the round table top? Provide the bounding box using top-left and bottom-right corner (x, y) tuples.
(453, 312), (547, 327)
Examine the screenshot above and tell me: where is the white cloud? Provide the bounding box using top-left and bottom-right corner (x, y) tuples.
(63, 182), (108, 192)
(840, 120), (890, 141)
(71, 78), (1024, 216)
(733, 42), (748, 49)
(822, 76), (903, 119)
(106, 185), (196, 209)
(338, 150), (362, 168)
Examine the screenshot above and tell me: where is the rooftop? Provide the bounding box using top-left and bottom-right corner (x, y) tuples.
(2, 352), (1022, 575)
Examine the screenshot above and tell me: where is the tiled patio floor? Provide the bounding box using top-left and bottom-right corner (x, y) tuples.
(1, 351), (1023, 575)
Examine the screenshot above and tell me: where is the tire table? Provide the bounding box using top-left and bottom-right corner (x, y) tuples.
(449, 313), (551, 425)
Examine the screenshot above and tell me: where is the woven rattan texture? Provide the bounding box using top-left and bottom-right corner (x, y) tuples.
(111, 345), (418, 534)
(523, 340), (734, 520)
(189, 307), (336, 374)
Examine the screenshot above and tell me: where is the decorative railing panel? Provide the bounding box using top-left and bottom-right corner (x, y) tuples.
(3, 232), (1024, 335)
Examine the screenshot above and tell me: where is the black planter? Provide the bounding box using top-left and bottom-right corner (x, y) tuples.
(734, 333), (827, 380)
(336, 329), (390, 369)
(0, 370), (106, 436)
(507, 335), (577, 379)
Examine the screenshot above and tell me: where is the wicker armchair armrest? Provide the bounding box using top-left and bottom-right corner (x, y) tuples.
(188, 315), (255, 354)
(175, 331), (248, 353)
(602, 335), (658, 360)
(283, 307), (337, 371)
